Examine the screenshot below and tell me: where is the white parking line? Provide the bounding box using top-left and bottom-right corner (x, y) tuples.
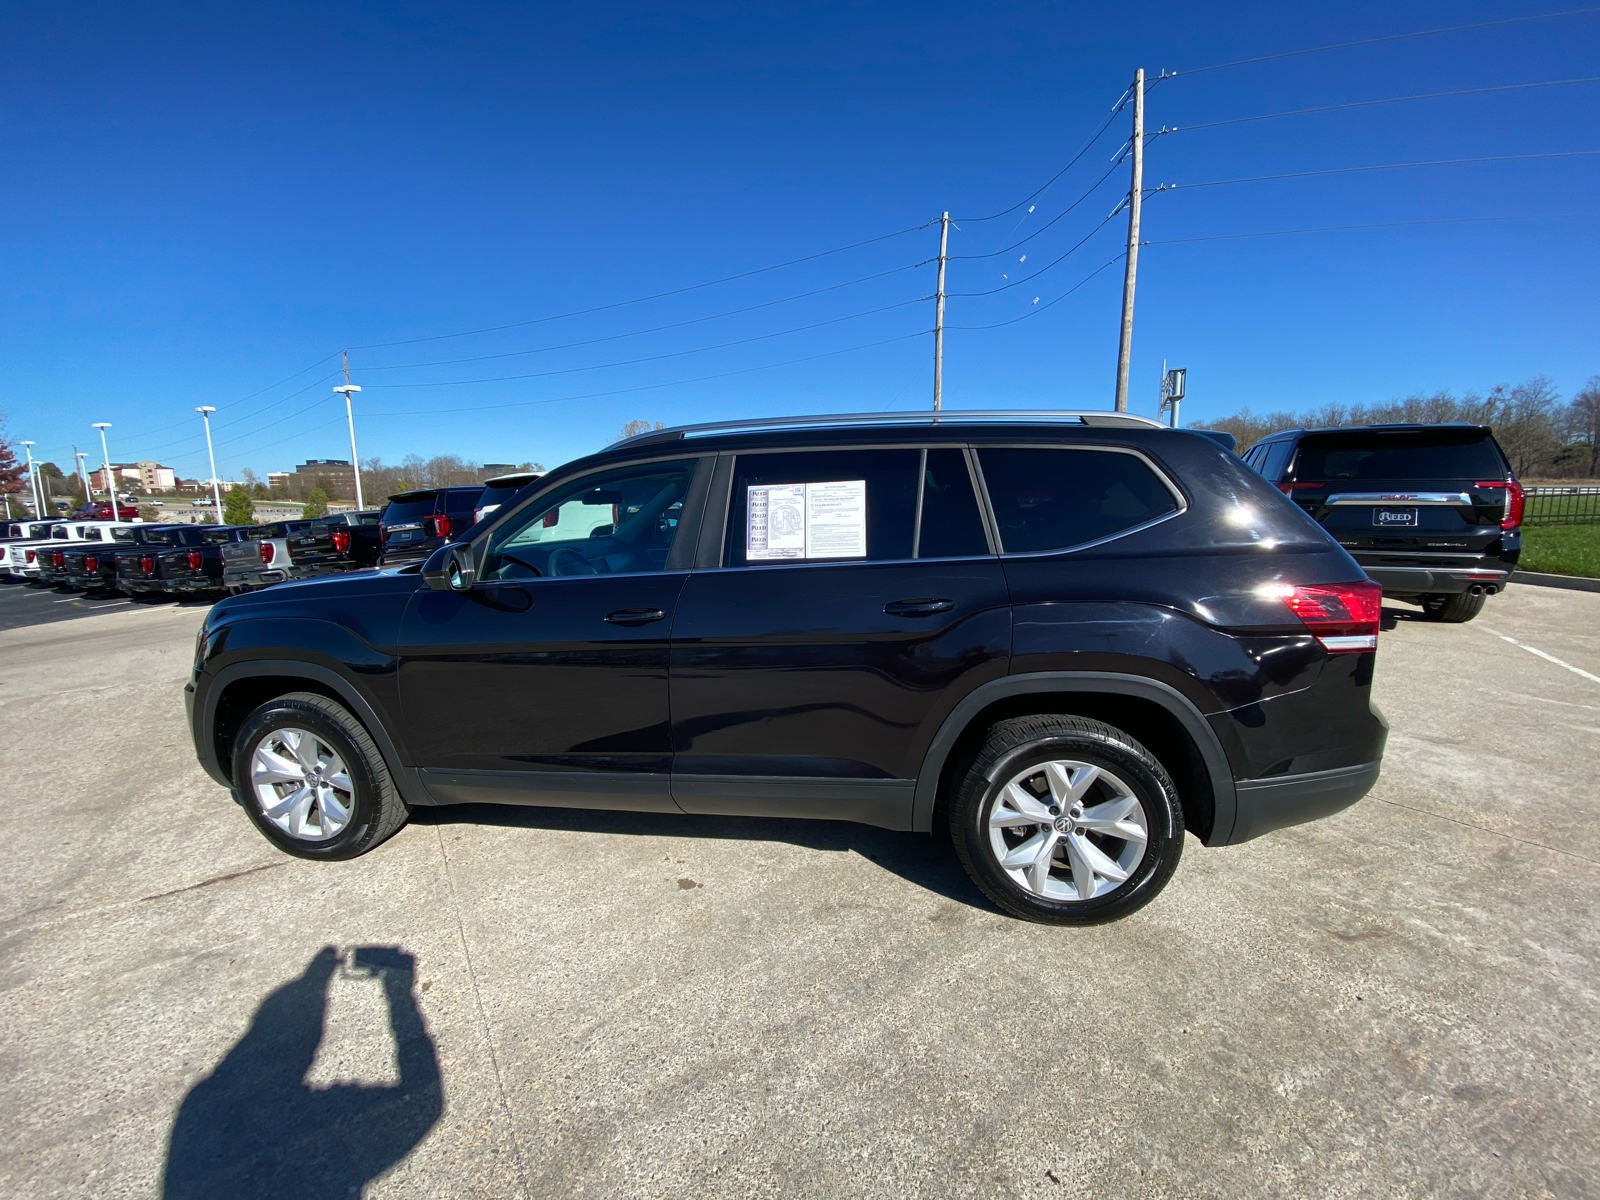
(1482, 627), (1600, 686)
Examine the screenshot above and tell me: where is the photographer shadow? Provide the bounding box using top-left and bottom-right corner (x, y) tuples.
(162, 945), (442, 1200)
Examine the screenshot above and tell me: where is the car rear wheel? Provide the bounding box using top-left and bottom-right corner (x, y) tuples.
(1420, 591), (1486, 623)
(947, 715), (1184, 924)
(232, 692), (409, 860)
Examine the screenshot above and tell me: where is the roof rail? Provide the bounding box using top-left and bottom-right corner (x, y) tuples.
(618, 409), (1165, 447)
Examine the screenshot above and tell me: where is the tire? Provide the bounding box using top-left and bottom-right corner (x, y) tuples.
(1420, 591), (1486, 623)
(231, 691), (409, 860)
(947, 715), (1184, 924)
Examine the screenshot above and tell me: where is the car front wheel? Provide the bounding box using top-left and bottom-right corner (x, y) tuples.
(948, 715), (1184, 924)
(231, 692), (409, 860)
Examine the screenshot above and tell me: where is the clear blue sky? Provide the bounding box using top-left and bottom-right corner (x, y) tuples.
(3, 1), (1596, 482)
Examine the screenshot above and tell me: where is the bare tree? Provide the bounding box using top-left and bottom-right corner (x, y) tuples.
(1565, 377), (1600, 478)
(614, 420), (665, 444)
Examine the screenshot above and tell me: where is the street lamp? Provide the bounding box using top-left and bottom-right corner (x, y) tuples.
(334, 382), (364, 510)
(92, 423), (117, 521)
(196, 407), (224, 523)
(20, 440), (41, 518)
(75, 451), (90, 512)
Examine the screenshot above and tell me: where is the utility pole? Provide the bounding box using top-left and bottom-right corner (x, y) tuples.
(21, 441), (41, 518)
(92, 423), (116, 520)
(933, 213), (949, 412)
(197, 407), (224, 523)
(1113, 68), (1145, 413)
(334, 350), (365, 509)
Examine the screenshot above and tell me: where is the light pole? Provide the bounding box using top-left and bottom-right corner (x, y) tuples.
(20, 441), (42, 518)
(335, 350), (364, 509)
(196, 407), (224, 523)
(92, 423), (117, 521)
(74, 450), (90, 513)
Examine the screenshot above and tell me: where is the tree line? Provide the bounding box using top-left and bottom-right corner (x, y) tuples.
(1202, 375), (1600, 479)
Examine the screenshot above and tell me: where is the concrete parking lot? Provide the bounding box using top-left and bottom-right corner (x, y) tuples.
(1, 585), (1596, 1199)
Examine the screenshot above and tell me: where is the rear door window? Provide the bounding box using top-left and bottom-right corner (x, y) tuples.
(445, 488), (483, 514)
(1290, 431), (1505, 481)
(724, 449), (919, 566)
(917, 448), (990, 558)
(976, 447), (1180, 553)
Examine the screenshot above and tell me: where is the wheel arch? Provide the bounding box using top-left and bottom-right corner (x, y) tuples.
(204, 660), (431, 808)
(913, 672), (1238, 844)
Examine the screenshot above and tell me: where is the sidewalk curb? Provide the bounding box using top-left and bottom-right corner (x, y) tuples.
(1511, 570), (1600, 594)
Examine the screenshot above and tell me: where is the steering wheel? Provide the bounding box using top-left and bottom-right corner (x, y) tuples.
(548, 547), (599, 576)
(497, 551), (543, 577)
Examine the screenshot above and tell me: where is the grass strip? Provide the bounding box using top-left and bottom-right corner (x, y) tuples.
(1520, 523), (1600, 578)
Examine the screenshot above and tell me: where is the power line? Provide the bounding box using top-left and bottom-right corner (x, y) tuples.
(1169, 76), (1600, 134)
(945, 211), (1121, 297)
(1144, 213), (1599, 246)
(1169, 7), (1600, 78)
(946, 253), (1128, 330)
(347, 223), (933, 351)
(946, 159), (1125, 261)
(954, 89), (1129, 223)
(361, 331), (930, 418)
(359, 299), (928, 389)
(1158, 150), (1600, 193)
(359, 261), (931, 372)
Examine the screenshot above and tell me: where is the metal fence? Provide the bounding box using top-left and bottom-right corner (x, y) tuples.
(1525, 485), (1600, 526)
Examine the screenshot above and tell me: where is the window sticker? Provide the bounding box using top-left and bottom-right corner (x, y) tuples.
(746, 480), (867, 560)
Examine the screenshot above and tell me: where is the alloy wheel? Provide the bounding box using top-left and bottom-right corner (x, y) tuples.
(249, 727), (354, 842)
(985, 758), (1148, 901)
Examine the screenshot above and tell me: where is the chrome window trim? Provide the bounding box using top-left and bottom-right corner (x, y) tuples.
(970, 442), (1189, 557)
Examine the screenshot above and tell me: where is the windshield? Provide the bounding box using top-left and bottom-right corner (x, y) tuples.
(1291, 431), (1506, 482)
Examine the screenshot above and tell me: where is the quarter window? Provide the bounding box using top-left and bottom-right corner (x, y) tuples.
(976, 447), (1179, 553)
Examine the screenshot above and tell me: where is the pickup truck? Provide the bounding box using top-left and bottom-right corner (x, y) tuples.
(152, 526), (254, 598)
(63, 525), (186, 592)
(116, 525), (244, 598)
(221, 520), (316, 592)
(0, 519), (76, 579)
(4, 524), (134, 585)
(285, 510), (386, 574)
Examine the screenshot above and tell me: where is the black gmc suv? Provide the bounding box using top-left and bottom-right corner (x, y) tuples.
(379, 486), (484, 565)
(187, 411), (1388, 924)
(1242, 423), (1521, 622)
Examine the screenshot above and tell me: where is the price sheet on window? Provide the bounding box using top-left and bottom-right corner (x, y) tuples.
(746, 480), (867, 560)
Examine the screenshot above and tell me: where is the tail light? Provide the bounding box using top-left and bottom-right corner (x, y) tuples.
(52, 552), (64, 568)
(1475, 479), (1525, 530)
(425, 513), (453, 539)
(331, 529), (351, 555)
(379, 526), (389, 546)
(1261, 580), (1383, 653)
(25, 550), (35, 563)
(260, 541), (276, 564)
(188, 549), (203, 571)
(85, 556), (98, 572)
(140, 555), (155, 575)
(543, 510), (560, 528)
(1275, 482), (1323, 496)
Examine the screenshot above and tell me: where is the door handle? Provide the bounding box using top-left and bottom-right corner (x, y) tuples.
(605, 608), (667, 625)
(883, 598), (955, 617)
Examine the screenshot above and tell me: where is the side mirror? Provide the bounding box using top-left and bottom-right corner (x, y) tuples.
(422, 542), (477, 592)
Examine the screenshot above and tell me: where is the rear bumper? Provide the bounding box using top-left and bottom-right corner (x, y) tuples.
(1220, 760), (1382, 845)
(1360, 564), (1510, 596)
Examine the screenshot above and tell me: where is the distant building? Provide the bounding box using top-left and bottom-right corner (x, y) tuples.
(92, 460), (176, 491)
(292, 459), (356, 494)
(267, 472), (291, 491)
(480, 463), (518, 477)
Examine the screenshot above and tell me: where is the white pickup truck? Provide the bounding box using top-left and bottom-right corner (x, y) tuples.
(4, 521), (140, 581)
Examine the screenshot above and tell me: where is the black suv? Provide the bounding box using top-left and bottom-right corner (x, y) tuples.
(1243, 423), (1521, 623)
(379, 487), (484, 564)
(187, 411), (1388, 924)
